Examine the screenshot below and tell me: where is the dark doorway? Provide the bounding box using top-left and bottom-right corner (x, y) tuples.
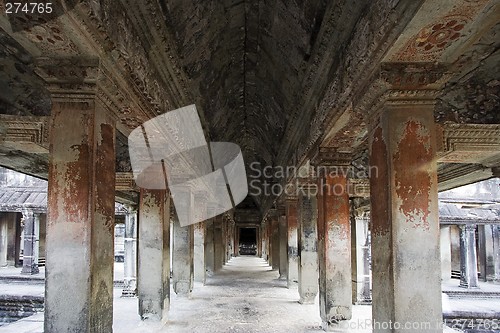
(239, 227), (257, 255)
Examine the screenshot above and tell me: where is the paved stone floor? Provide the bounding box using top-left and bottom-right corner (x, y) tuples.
(0, 256), (499, 332)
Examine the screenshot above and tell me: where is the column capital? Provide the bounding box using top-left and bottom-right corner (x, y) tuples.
(310, 148), (352, 168)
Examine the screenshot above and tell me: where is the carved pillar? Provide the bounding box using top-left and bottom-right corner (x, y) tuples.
(137, 190), (170, 320)
(369, 76), (442, 331)
(279, 215), (288, 279)
(317, 170), (352, 329)
(43, 60), (116, 333)
(459, 224), (479, 289)
(286, 197), (299, 288)
(297, 187), (319, 304)
(441, 225), (452, 282)
(478, 224), (500, 283)
(122, 207), (137, 297)
(21, 209), (39, 275)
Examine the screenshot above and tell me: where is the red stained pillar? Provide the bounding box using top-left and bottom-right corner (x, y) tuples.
(317, 170), (352, 329)
(45, 60), (116, 332)
(369, 101), (442, 332)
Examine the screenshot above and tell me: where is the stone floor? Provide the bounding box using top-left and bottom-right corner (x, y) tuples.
(0, 257), (499, 332)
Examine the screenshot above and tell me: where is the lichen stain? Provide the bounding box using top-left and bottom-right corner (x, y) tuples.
(370, 126), (390, 237)
(62, 144), (90, 224)
(393, 120), (432, 231)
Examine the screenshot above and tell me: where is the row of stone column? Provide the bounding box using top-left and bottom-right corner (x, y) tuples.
(259, 106), (444, 331)
(441, 224), (500, 289)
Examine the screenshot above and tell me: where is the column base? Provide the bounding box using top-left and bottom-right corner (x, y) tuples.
(121, 279), (137, 297)
(459, 282), (480, 289)
(21, 265), (39, 275)
(174, 281), (192, 295)
(299, 294), (316, 304)
(287, 280), (298, 289)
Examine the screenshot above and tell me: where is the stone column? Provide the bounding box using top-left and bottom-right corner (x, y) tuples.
(21, 209), (39, 275)
(261, 222), (268, 260)
(0, 214), (7, 267)
(172, 216), (194, 295)
(459, 224), (479, 289)
(317, 171), (352, 329)
(204, 218), (215, 278)
(267, 220), (273, 267)
(194, 222), (205, 283)
(286, 198), (299, 288)
(369, 99), (442, 332)
(297, 189), (319, 304)
(44, 70), (116, 332)
(193, 193), (207, 284)
(214, 216), (224, 271)
(235, 226), (240, 256)
(122, 208), (138, 297)
(137, 190), (170, 320)
(441, 225), (452, 282)
(351, 213), (371, 305)
(271, 216), (280, 271)
(279, 215), (288, 279)
(490, 225), (500, 282)
(257, 226), (262, 257)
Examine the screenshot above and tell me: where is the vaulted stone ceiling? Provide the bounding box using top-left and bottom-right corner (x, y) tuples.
(157, 0), (369, 169)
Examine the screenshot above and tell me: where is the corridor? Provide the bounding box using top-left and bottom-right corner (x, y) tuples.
(143, 256), (325, 333)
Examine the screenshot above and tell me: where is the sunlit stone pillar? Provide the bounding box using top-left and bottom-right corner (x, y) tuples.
(459, 224), (479, 289)
(369, 96), (442, 332)
(317, 170), (352, 329)
(44, 62), (116, 332)
(137, 190), (170, 320)
(122, 207), (138, 297)
(297, 187), (319, 304)
(286, 197), (299, 288)
(21, 209), (39, 275)
(351, 212), (371, 305)
(441, 225), (452, 282)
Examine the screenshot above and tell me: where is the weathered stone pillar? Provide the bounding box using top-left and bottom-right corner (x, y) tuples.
(478, 224), (500, 283)
(257, 226), (262, 257)
(261, 222), (268, 260)
(351, 212), (371, 305)
(235, 226), (240, 256)
(194, 222), (205, 283)
(317, 171), (352, 328)
(279, 215), (288, 279)
(21, 209), (39, 275)
(44, 61), (116, 332)
(122, 208), (138, 297)
(172, 216), (194, 295)
(204, 218), (215, 278)
(214, 216), (224, 271)
(459, 224), (479, 289)
(297, 190), (319, 304)
(369, 98), (442, 331)
(193, 194), (207, 283)
(286, 197), (299, 288)
(271, 216), (280, 270)
(490, 225), (500, 282)
(0, 214), (7, 267)
(441, 225), (452, 282)
(137, 190), (170, 320)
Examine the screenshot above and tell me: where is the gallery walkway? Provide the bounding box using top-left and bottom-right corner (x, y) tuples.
(3, 256), (498, 332)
